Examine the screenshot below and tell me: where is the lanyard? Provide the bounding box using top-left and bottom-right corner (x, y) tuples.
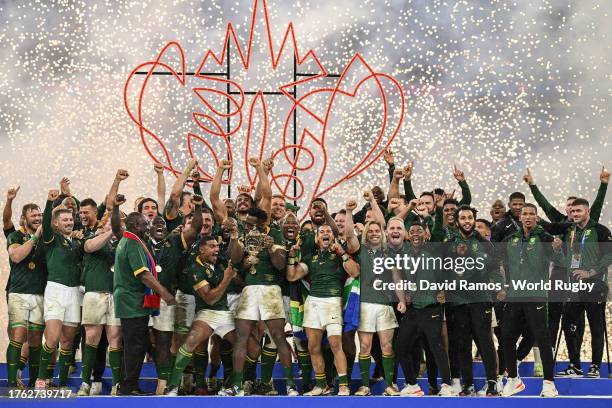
(570, 225), (588, 264)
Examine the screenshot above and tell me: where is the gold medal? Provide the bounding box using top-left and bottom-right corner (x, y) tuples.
(28, 261), (36, 270)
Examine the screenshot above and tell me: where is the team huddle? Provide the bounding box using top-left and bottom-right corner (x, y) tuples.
(3, 150), (611, 398)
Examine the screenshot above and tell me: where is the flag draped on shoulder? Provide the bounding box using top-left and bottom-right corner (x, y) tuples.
(342, 276), (360, 333)
(123, 230), (160, 315)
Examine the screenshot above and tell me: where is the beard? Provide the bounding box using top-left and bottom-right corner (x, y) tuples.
(458, 223), (474, 236)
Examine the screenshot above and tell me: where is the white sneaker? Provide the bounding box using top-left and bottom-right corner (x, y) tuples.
(16, 369), (25, 389)
(383, 384), (400, 396)
(496, 375), (504, 393)
(90, 381), (102, 396)
(477, 383), (488, 396)
(337, 385), (350, 396)
(180, 373), (194, 394)
(77, 382), (91, 396)
(451, 378), (461, 394)
(304, 385), (325, 396)
(438, 383), (458, 396)
(155, 379), (167, 396)
(502, 377), (525, 397)
(400, 383), (424, 396)
(286, 385), (299, 396)
(354, 385), (371, 396)
(539, 380), (558, 397)
(243, 380), (253, 396)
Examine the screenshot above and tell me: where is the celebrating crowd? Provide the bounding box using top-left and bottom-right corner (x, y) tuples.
(3, 150), (611, 398)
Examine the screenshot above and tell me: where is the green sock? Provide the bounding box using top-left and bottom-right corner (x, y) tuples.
(260, 346), (277, 384)
(338, 374), (348, 387)
(323, 346), (335, 385)
(7, 340), (23, 386)
(157, 362), (170, 383)
(47, 359), (56, 380)
(315, 372), (326, 388)
(221, 349), (233, 388)
(169, 346), (193, 387)
(108, 347), (123, 385)
(18, 354), (28, 371)
(28, 346), (41, 387)
(38, 343), (55, 380)
(80, 344), (98, 386)
(359, 354), (371, 387)
(233, 371), (244, 389)
(244, 356), (257, 382)
(193, 350), (208, 389)
(382, 353), (395, 386)
(297, 351), (312, 387)
(58, 348), (72, 386)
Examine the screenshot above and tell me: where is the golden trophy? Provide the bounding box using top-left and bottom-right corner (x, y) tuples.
(244, 229), (266, 274)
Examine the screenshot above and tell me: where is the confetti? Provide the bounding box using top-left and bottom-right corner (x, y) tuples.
(0, 0), (609, 228)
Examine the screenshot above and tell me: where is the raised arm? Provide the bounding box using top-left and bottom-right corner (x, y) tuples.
(84, 228), (113, 253)
(166, 158), (198, 222)
(383, 148), (395, 183)
(254, 156), (273, 205)
(388, 167), (404, 200)
(210, 160), (231, 224)
(190, 171), (212, 211)
(591, 166), (609, 223)
(402, 162), (416, 202)
(344, 200), (360, 254)
(397, 198), (418, 221)
(195, 266), (235, 305)
(3, 186), (18, 232)
(43, 190), (59, 244)
(287, 244), (308, 282)
(154, 163), (166, 209)
(364, 190), (386, 227)
(453, 164), (472, 206)
(523, 168), (564, 222)
(105, 169), (129, 211)
(111, 194), (126, 239)
(183, 195), (204, 246)
(250, 158), (272, 220)
(311, 200), (339, 236)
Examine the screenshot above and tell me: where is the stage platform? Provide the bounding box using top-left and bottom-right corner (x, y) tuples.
(1, 361), (611, 406)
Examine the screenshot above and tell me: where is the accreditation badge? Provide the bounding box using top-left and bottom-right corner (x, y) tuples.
(28, 261), (36, 270)
(570, 254), (581, 269)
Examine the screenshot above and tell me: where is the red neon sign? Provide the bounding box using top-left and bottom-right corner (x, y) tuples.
(124, 0), (405, 214)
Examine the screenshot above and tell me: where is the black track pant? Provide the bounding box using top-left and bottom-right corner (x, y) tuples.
(451, 303), (497, 385)
(120, 316), (150, 393)
(395, 305), (450, 385)
(502, 302), (554, 381)
(445, 306), (461, 378)
(564, 301), (605, 367)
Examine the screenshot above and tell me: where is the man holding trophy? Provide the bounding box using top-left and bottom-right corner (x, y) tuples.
(214, 159), (298, 396)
